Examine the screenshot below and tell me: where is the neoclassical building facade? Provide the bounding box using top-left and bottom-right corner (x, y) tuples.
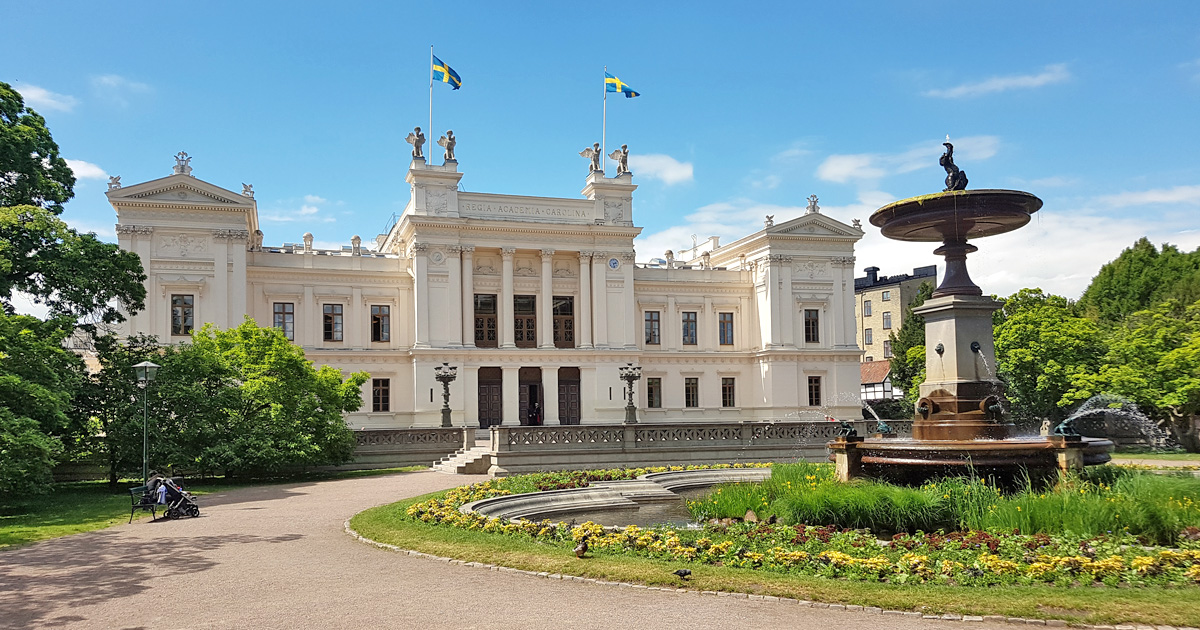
(107, 153), (866, 428)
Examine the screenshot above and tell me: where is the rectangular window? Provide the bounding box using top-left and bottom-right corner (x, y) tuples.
(171, 294), (194, 336)
(721, 377), (736, 408)
(882, 312), (892, 329)
(323, 304), (344, 341)
(864, 356), (873, 362)
(514, 295), (536, 348)
(553, 296), (574, 348)
(884, 340), (893, 359)
(474, 294), (498, 348)
(644, 311), (661, 345)
(718, 312), (734, 345)
(807, 376), (822, 407)
(684, 377), (699, 407)
(864, 328), (873, 345)
(864, 300), (872, 317)
(371, 305), (390, 342)
(273, 302), (294, 341)
(646, 377), (662, 408)
(372, 378), (390, 412)
(681, 312), (697, 345)
(882, 290), (892, 301)
(804, 309), (820, 343)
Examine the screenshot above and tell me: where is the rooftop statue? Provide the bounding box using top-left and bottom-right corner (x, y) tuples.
(172, 151), (193, 176)
(437, 130), (456, 162)
(608, 144), (630, 176)
(406, 127), (426, 160)
(940, 137), (968, 191)
(579, 143), (602, 173)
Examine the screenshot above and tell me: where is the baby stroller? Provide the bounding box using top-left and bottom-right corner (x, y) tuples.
(153, 477), (201, 520)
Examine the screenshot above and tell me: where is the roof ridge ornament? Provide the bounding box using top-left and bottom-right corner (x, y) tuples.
(806, 194), (820, 214)
(172, 151), (193, 176)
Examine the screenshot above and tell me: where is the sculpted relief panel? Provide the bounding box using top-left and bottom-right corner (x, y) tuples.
(159, 233), (209, 258)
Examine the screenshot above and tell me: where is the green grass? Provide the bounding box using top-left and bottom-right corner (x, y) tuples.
(1111, 452), (1200, 462)
(0, 466), (424, 549)
(688, 464), (1200, 545)
(351, 492), (1200, 627)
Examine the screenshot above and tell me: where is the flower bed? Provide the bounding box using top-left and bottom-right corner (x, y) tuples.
(400, 464), (1200, 588)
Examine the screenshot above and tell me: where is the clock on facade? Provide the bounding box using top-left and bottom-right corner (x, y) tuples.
(608, 257), (620, 270)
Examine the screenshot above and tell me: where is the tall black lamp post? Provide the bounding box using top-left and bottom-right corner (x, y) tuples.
(133, 360), (161, 484)
(435, 362), (458, 427)
(618, 363), (642, 424)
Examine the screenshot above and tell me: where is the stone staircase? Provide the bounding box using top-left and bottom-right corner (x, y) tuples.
(432, 445), (492, 474)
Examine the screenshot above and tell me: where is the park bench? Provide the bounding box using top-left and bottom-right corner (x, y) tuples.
(129, 485), (158, 523)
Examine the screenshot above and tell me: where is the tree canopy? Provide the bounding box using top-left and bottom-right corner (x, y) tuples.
(0, 82), (74, 213)
(1077, 238), (1200, 323)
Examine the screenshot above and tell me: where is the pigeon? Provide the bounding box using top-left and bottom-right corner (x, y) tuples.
(574, 538), (589, 558)
(672, 569), (692, 580)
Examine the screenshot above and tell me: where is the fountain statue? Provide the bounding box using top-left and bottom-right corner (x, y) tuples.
(828, 144), (1113, 485)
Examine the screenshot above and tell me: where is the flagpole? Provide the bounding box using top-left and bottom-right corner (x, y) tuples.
(602, 66), (607, 174)
(428, 45), (434, 161)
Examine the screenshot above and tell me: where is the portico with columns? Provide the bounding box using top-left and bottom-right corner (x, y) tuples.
(109, 151), (865, 430)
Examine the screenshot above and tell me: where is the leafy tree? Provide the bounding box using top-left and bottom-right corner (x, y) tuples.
(888, 281), (934, 401)
(0, 313), (84, 495)
(1078, 238), (1200, 323)
(0, 82), (74, 212)
(1079, 300), (1200, 451)
(993, 289), (1106, 423)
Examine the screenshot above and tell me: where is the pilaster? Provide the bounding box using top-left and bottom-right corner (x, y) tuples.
(461, 245), (475, 348)
(543, 367), (560, 425)
(591, 252), (609, 348)
(620, 251), (637, 348)
(539, 249), (555, 348)
(412, 242), (431, 348)
(578, 251), (593, 349)
(500, 247), (516, 349)
(447, 245), (464, 347)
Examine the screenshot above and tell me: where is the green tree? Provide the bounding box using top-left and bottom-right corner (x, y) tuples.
(1080, 300), (1200, 451)
(993, 289), (1106, 423)
(1077, 238), (1200, 323)
(0, 313), (84, 495)
(0, 82), (74, 212)
(888, 281), (934, 401)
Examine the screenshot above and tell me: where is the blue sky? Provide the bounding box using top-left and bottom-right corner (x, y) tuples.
(7, 1), (1200, 300)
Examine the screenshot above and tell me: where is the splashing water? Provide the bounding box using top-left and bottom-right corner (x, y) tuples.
(1060, 394), (1173, 448)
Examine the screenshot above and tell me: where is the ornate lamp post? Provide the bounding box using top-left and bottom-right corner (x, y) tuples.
(434, 362), (458, 428)
(618, 363), (642, 424)
(132, 360), (161, 484)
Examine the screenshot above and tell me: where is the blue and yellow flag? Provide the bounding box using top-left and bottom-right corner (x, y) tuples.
(605, 72), (639, 98)
(432, 55), (462, 90)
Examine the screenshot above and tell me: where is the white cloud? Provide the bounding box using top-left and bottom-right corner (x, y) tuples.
(64, 159), (108, 180)
(924, 63), (1070, 98)
(1181, 58), (1200, 81)
(628, 154), (694, 185)
(304, 194), (327, 204)
(746, 143), (813, 190)
(11, 83), (78, 112)
(816, 136), (999, 184)
(261, 194), (336, 223)
(7, 292), (52, 319)
(91, 74), (152, 107)
(1093, 185), (1200, 208)
(299, 205), (320, 215)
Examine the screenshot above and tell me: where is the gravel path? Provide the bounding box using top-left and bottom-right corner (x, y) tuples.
(1, 470), (1017, 629)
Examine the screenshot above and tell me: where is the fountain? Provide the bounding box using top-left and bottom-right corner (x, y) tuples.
(828, 140), (1113, 485)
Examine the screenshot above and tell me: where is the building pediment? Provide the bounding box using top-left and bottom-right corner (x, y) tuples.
(770, 214), (859, 238)
(107, 174), (255, 210)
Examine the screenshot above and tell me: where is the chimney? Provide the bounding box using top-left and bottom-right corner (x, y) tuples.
(864, 266), (880, 284)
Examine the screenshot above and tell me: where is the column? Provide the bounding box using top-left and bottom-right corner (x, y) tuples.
(210, 234), (229, 329)
(447, 245), (463, 347)
(837, 257), (856, 348)
(500, 247), (516, 349)
(461, 246), (475, 348)
(502, 366), (520, 425)
(739, 295), (752, 350)
(350, 287), (363, 347)
(464, 366), (479, 429)
(666, 295), (678, 351)
(703, 296), (714, 351)
(592, 251), (609, 348)
(621, 252), (636, 348)
(578, 251), (593, 349)
(539, 249), (555, 348)
(764, 257), (781, 348)
(543, 367), (559, 425)
(303, 285), (317, 347)
(580, 366), (596, 425)
(780, 257), (796, 347)
(412, 243), (430, 348)
(230, 232), (248, 323)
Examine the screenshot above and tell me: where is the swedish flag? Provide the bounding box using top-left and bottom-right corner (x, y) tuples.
(432, 55), (462, 90)
(605, 72), (639, 98)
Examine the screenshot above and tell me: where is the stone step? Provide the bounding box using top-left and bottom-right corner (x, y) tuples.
(433, 446), (491, 475)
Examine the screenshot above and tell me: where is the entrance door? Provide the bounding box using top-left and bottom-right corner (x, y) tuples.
(518, 367), (543, 425)
(558, 367), (581, 425)
(477, 367), (502, 428)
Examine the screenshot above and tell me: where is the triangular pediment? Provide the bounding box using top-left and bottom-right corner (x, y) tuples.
(770, 213), (860, 238)
(107, 173), (253, 208)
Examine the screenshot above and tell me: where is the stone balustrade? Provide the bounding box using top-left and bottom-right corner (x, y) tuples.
(486, 420), (912, 476)
(349, 427), (472, 470)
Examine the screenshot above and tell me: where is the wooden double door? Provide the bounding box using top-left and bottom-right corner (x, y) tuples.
(477, 367), (502, 428)
(476, 366), (583, 426)
(558, 367), (581, 425)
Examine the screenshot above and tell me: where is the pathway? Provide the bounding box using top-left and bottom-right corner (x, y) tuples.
(1, 470), (1017, 629)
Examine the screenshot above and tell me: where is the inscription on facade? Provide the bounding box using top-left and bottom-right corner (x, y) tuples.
(460, 201), (590, 219)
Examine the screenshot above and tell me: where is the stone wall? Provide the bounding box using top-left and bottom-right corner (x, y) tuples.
(349, 427), (471, 470)
(486, 420), (912, 476)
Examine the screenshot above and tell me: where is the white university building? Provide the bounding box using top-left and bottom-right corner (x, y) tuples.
(107, 152), (866, 429)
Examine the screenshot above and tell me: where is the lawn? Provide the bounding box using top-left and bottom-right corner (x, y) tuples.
(1111, 451), (1200, 462)
(352, 491), (1200, 627)
(0, 466), (424, 549)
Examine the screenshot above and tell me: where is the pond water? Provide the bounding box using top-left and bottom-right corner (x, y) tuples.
(552, 487), (710, 528)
